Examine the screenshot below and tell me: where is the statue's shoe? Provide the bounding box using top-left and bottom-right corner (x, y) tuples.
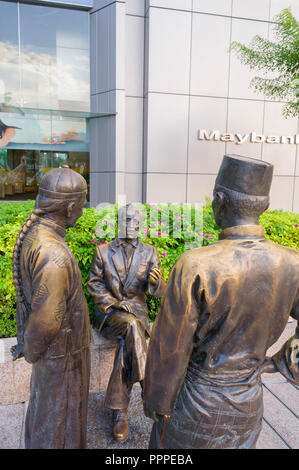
(112, 409), (129, 442)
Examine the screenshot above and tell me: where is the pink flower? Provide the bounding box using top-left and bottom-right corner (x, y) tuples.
(162, 252), (167, 257)
(178, 216), (183, 219)
(294, 224), (298, 228)
(110, 223), (114, 227)
(98, 241), (105, 245)
(151, 224), (155, 228)
(158, 221), (162, 225)
(207, 234), (213, 239)
(95, 230), (102, 236)
(158, 231), (162, 237)
(144, 228), (149, 235)
(91, 239), (96, 243)
(200, 233), (206, 238)
(103, 219), (108, 224)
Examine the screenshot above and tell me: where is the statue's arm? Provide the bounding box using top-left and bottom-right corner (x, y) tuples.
(268, 292), (299, 385)
(147, 246), (166, 297)
(23, 251), (69, 364)
(87, 247), (119, 313)
(143, 255), (198, 419)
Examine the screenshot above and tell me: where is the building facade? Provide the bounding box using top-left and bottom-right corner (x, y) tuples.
(0, 0), (94, 200)
(1, 0), (299, 211)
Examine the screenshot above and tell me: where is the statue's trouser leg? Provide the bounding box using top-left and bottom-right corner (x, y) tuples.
(104, 312), (147, 410)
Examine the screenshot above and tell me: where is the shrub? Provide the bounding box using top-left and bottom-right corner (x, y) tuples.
(0, 201), (298, 337)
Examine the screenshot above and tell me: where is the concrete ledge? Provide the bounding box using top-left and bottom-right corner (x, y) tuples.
(0, 321), (296, 405)
(0, 328), (118, 405)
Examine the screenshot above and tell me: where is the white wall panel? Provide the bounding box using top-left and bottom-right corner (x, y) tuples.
(125, 15), (144, 97)
(124, 173), (143, 202)
(146, 93), (189, 173)
(126, 0), (145, 16)
(293, 177), (299, 213)
(187, 174), (216, 203)
(262, 101), (297, 175)
(188, 96), (227, 173)
(229, 19), (268, 100)
(191, 13), (231, 97)
(232, 0), (270, 21)
(269, 176), (294, 211)
(146, 0), (192, 10)
(226, 99), (264, 159)
(146, 173), (187, 202)
(262, 145), (296, 176)
(193, 0), (232, 16)
(125, 97), (144, 173)
(270, 0), (299, 20)
(148, 8), (191, 94)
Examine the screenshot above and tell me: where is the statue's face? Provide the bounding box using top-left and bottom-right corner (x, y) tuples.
(118, 208), (141, 240)
(66, 193), (87, 228)
(212, 189), (223, 229)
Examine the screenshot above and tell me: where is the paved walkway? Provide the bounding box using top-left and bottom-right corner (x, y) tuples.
(0, 321), (298, 449)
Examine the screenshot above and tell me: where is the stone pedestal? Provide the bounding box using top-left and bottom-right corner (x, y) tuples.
(0, 328), (118, 405)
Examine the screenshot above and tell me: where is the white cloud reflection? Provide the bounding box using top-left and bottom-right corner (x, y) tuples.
(0, 40), (90, 110)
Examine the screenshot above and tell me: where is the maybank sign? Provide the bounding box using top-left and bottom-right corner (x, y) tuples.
(198, 129), (299, 145)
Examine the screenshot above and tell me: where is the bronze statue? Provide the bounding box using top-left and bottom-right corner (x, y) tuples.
(11, 167), (91, 449)
(88, 203), (166, 442)
(143, 154), (299, 449)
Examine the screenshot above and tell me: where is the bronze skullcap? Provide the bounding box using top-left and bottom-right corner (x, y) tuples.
(38, 167), (87, 199)
(215, 154), (273, 196)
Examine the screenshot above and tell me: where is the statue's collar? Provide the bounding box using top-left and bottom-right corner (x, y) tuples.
(219, 225), (265, 240)
(38, 217), (66, 239)
(116, 236), (139, 248)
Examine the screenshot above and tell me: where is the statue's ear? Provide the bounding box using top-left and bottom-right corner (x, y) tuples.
(66, 201), (75, 218)
(215, 191), (226, 208)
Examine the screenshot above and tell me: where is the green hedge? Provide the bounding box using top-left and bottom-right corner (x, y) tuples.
(0, 200), (298, 338)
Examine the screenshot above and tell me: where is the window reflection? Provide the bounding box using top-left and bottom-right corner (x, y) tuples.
(0, 149), (90, 201)
(0, 1), (20, 107)
(0, 2), (90, 111)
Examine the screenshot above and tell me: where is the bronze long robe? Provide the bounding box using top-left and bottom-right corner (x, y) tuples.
(20, 218), (91, 449)
(144, 225), (299, 449)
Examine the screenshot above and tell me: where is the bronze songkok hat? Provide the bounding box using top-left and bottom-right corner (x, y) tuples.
(215, 154), (274, 196)
(38, 167), (87, 199)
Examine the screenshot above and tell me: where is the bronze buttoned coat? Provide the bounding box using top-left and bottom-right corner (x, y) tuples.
(88, 238), (165, 335)
(144, 225), (299, 449)
(21, 218), (91, 449)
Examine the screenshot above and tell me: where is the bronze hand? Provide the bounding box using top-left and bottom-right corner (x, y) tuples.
(149, 267), (162, 286)
(113, 300), (134, 314)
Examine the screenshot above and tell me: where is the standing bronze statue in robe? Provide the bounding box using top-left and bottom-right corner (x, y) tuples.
(88, 204), (166, 442)
(143, 154), (299, 449)
(11, 167), (91, 449)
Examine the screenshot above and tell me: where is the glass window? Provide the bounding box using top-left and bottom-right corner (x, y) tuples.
(0, 149), (89, 201)
(0, 1), (20, 107)
(19, 3), (90, 111)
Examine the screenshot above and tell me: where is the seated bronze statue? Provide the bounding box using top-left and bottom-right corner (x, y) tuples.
(11, 167), (91, 449)
(143, 154), (299, 449)
(88, 203), (166, 442)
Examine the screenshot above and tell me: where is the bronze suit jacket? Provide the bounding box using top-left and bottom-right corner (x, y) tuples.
(144, 225), (299, 449)
(21, 218), (91, 449)
(88, 238), (165, 335)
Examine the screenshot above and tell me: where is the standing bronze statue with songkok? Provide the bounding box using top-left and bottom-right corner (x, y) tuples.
(11, 167), (91, 449)
(88, 204), (166, 442)
(143, 154), (299, 449)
